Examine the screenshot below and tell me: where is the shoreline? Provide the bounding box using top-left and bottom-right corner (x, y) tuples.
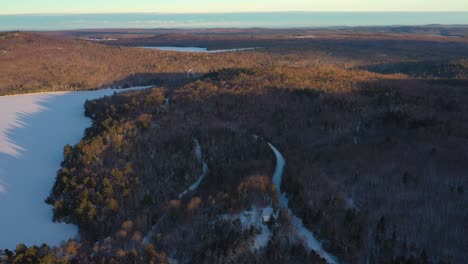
(0, 85), (154, 97)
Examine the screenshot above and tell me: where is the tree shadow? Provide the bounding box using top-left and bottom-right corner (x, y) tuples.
(357, 60), (466, 78)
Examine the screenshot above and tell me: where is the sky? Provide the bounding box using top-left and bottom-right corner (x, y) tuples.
(1, 0), (468, 14)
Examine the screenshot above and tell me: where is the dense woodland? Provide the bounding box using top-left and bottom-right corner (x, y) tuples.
(1, 29), (468, 95)
(1, 29), (468, 263)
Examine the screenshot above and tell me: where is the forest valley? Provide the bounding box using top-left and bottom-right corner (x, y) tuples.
(1, 29), (467, 263)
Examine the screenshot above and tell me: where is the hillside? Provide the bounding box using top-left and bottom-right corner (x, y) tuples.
(2, 30), (468, 95)
(0, 32), (271, 95)
(4, 66), (466, 263)
(1, 29), (467, 264)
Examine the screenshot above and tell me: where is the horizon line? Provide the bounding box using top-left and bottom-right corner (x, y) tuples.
(3, 24), (468, 33)
(1, 10), (468, 16)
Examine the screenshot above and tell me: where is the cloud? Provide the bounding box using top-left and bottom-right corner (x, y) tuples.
(0, 182), (6, 194)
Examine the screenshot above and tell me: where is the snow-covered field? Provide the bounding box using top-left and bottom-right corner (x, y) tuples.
(0, 86), (152, 249)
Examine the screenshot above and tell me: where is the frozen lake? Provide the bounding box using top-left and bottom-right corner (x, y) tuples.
(0, 86), (152, 249)
(140, 46), (257, 53)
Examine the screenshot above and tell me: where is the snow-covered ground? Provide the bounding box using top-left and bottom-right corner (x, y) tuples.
(140, 46), (257, 53)
(216, 143), (340, 261)
(268, 143), (339, 264)
(221, 206), (273, 251)
(0, 86), (152, 249)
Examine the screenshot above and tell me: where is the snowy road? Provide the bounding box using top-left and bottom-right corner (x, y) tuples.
(178, 138), (208, 198)
(144, 138), (208, 244)
(268, 143), (339, 264)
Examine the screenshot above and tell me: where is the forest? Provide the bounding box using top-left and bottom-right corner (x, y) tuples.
(1, 28), (467, 263)
(1, 29), (468, 95)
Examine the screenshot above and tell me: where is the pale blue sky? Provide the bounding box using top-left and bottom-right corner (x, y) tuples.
(1, 0), (467, 14)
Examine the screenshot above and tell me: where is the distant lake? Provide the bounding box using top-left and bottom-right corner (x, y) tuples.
(140, 46), (257, 52)
(1, 12), (468, 31)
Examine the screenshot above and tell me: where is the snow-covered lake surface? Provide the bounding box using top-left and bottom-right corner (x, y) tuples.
(0, 86), (152, 249)
(140, 46), (257, 53)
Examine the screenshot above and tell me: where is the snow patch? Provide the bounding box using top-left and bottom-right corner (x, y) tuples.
(221, 206), (274, 251)
(252, 222), (271, 251)
(345, 196), (358, 211)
